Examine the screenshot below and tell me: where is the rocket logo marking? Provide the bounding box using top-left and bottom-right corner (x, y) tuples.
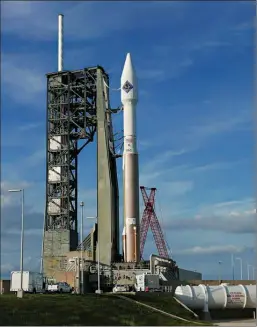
(122, 80), (133, 94)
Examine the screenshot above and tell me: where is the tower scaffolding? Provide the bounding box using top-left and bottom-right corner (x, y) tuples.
(43, 66), (120, 277)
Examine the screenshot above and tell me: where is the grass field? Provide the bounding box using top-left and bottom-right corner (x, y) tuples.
(123, 293), (198, 319)
(0, 293), (210, 326)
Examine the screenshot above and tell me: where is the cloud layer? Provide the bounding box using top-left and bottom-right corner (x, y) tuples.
(1, 1), (254, 279)
(165, 206), (255, 234)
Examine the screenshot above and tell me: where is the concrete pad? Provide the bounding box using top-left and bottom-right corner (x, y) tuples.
(213, 318), (255, 326)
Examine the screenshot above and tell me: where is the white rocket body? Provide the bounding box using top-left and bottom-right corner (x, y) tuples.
(121, 53), (140, 262)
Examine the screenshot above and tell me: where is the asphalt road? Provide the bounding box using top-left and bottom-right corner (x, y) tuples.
(213, 318), (255, 326)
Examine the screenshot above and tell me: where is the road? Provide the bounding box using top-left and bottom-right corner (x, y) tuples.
(213, 318), (255, 326)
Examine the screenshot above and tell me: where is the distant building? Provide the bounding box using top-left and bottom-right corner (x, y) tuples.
(0, 279), (11, 294)
(178, 268), (202, 281)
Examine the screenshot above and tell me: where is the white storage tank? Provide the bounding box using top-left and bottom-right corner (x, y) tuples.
(175, 284), (256, 310)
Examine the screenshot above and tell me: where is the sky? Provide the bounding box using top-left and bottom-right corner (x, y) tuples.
(1, 1), (255, 281)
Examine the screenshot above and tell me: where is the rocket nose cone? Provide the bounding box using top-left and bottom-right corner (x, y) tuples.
(124, 53), (132, 69)
(126, 52), (131, 63)
(121, 53), (135, 81)
(121, 52), (138, 102)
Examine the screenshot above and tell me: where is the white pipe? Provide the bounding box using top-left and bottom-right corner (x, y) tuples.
(58, 14), (63, 72)
(200, 284), (209, 313)
(175, 284), (256, 310)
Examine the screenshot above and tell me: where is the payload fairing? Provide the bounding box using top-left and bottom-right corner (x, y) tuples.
(121, 53), (140, 262)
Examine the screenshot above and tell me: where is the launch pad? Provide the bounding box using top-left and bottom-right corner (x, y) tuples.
(42, 14), (180, 287)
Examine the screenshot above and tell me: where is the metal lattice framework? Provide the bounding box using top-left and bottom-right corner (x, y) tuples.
(140, 186), (169, 259)
(45, 67), (105, 233)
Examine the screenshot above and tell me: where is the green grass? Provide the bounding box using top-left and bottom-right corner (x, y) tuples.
(121, 293), (212, 325)
(0, 293), (211, 326)
(123, 293), (196, 319)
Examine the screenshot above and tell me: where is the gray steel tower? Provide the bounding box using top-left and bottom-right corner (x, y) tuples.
(43, 66), (120, 278)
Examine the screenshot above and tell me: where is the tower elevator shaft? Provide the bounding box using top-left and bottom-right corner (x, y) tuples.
(43, 66), (119, 277)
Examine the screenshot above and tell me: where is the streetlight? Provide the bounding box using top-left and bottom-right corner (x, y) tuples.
(80, 201), (84, 294)
(231, 254), (235, 280)
(236, 257), (243, 280)
(247, 264), (252, 280)
(218, 261), (222, 282)
(8, 189), (24, 298)
(86, 216), (102, 294)
(253, 267), (257, 280)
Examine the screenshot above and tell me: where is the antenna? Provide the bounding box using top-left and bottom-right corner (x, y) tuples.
(58, 14), (63, 72)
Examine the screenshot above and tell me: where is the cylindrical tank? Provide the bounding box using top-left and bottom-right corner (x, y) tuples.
(175, 284), (256, 310)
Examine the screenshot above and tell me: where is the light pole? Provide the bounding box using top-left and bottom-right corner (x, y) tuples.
(218, 261), (222, 282)
(247, 264), (253, 280)
(253, 267), (257, 280)
(8, 189), (24, 298)
(236, 257), (243, 280)
(86, 216), (102, 294)
(96, 238), (101, 294)
(231, 254), (235, 280)
(80, 201), (84, 294)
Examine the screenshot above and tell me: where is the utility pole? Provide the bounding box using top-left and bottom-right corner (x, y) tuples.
(8, 189), (25, 298)
(247, 264), (250, 280)
(231, 254), (235, 280)
(236, 257), (243, 280)
(80, 201), (84, 294)
(218, 261), (222, 282)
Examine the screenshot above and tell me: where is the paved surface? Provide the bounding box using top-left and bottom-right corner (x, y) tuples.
(213, 318), (255, 326)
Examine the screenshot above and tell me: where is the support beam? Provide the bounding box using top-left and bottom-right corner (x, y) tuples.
(96, 68), (120, 266)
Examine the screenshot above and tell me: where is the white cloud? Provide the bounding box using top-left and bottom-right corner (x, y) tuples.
(175, 244), (248, 256)
(187, 160), (245, 173)
(6, 228), (43, 237)
(1, 54), (45, 104)
(2, 120), (44, 148)
(160, 181), (194, 197)
(141, 149), (187, 173)
(189, 110), (250, 139)
(1, 197), (44, 276)
(1, 1), (185, 41)
(231, 21), (254, 32)
(139, 149), (193, 195)
(26, 149), (46, 168)
(19, 122), (43, 132)
(1, 263), (15, 275)
(1, 1), (32, 19)
(137, 58), (193, 82)
(77, 188), (97, 219)
(1, 1), (57, 39)
(152, 107), (251, 153)
(1, 44), (98, 105)
(1, 181), (34, 208)
(212, 198), (254, 209)
(139, 144), (245, 202)
(164, 199), (256, 234)
(138, 69), (166, 81)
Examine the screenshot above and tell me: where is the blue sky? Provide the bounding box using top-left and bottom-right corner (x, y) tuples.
(1, 1), (255, 280)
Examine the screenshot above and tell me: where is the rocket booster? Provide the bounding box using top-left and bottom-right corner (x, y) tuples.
(121, 53), (140, 262)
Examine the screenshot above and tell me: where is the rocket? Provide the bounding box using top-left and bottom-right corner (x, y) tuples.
(121, 53), (140, 262)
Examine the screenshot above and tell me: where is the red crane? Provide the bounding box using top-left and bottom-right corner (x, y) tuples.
(140, 186), (169, 260)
